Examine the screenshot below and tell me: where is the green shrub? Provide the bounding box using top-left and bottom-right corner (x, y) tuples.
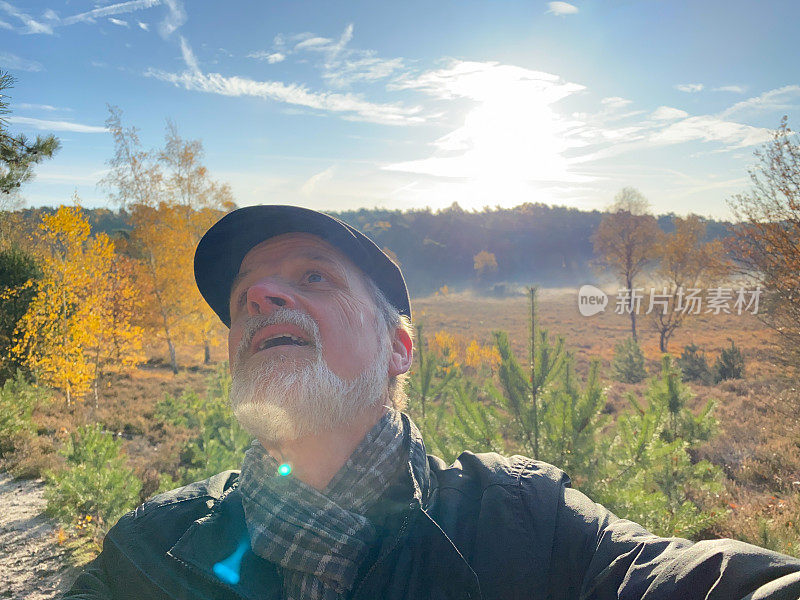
(166, 364), (252, 484)
(714, 341), (745, 383)
(677, 344), (713, 385)
(0, 371), (38, 457)
(45, 423), (142, 528)
(611, 337), (647, 384)
(0, 247), (41, 383)
(0, 372), (53, 477)
(595, 356), (725, 538)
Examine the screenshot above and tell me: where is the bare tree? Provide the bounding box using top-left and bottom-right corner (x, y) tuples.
(727, 117), (800, 369)
(650, 216), (730, 352)
(593, 188), (662, 341)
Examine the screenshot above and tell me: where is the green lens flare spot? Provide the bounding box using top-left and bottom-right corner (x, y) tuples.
(278, 463), (292, 476)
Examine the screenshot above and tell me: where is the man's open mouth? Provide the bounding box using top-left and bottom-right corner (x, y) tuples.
(256, 334), (309, 351)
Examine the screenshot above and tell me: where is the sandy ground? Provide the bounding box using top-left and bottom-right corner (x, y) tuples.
(0, 472), (75, 599)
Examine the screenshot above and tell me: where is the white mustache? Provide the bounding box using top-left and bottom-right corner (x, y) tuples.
(235, 308), (320, 366)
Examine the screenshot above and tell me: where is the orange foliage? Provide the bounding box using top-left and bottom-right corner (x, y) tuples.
(13, 204), (143, 404)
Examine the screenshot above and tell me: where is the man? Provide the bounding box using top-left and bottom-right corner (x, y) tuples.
(66, 205), (800, 600)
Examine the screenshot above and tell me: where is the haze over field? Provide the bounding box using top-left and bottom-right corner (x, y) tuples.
(3, 1), (799, 217)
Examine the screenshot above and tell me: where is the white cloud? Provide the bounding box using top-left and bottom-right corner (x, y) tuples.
(146, 39), (424, 125)
(0, 51), (43, 71)
(7, 116), (106, 133)
(651, 106), (689, 120)
(0, 1), (53, 34)
(714, 85), (746, 93)
(300, 165), (336, 195)
(17, 103), (71, 111)
(294, 36), (331, 50)
(0, 18), (11, 29)
(649, 115), (771, 149)
(279, 24), (405, 88)
(62, 0), (161, 26)
(601, 96), (632, 109)
(247, 51), (286, 64)
(546, 2), (579, 15)
(158, 0), (185, 38)
(179, 35), (200, 74)
(147, 68), (424, 124)
(138, 21), (149, 30)
(675, 83), (704, 93)
(109, 17), (129, 27)
(720, 84), (800, 119)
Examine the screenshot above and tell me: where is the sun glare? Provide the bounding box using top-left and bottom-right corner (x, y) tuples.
(386, 62), (590, 209)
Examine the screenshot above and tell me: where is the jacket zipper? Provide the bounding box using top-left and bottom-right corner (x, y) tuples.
(350, 502), (415, 599)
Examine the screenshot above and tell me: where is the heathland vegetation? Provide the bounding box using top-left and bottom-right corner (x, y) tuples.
(2, 85), (800, 568)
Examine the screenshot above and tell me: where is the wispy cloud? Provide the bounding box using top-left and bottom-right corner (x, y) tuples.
(649, 116), (770, 149)
(262, 24), (406, 88)
(17, 103), (71, 112)
(0, 18), (12, 29)
(300, 165), (336, 195)
(546, 2), (579, 15)
(146, 38), (423, 125)
(179, 35), (200, 74)
(0, 51), (43, 72)
(651, 106), (689, 121)
(720, 84), (800, 119)
(714, 85), (746, 93)
(247, 51), (286, 64)
(138, 21), (149, 30)
(7, 116), (106, 133)
(109, 17), (129, 27)
(601, 96), (632, 109)
(675, 83), (704, 93)
(158, 0), (185, 38)
(62, 0), (161, 26)
(0, 1), (53, 34)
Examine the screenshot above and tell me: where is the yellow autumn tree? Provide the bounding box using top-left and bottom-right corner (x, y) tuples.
(83, 233), (144, 405)
(13, 205), (143, 404)
(101, 109), (233, 371)
(473, 250), (498, 280)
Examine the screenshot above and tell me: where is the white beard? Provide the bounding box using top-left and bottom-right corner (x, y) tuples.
(230, 308), (390, 444)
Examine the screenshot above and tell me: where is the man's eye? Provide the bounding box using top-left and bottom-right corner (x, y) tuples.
(305, 271), (324, 283)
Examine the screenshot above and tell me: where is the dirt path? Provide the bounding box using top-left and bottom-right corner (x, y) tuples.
(0, 472), (75, 599)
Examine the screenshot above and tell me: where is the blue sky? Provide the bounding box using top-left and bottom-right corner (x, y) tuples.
(2, 0), (798, 218)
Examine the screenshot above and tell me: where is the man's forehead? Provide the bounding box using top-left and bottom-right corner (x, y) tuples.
(234, 232), (359, 283)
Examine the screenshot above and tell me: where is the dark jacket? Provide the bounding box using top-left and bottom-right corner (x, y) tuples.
(64, 452), (800, 600)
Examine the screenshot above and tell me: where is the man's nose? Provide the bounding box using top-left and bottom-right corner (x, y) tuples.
(245, 280), (296, 316)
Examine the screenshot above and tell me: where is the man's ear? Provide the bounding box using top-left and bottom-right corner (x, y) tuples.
(387, 327), (413, 377)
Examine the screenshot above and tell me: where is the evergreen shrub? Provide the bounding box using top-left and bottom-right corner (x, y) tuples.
(611, 337), (647, 383)
(156, 364), (251, 484)
(0, 372), (53, 477)
(677, 344), (713, 385)
(714, 341), (745, 383)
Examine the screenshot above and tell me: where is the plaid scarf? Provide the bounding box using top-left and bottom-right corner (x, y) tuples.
(239, 409), (428, 600)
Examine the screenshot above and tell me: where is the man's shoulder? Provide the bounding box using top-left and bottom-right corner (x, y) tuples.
(428, 450), (571, 498)
(129, 469), (240, 521)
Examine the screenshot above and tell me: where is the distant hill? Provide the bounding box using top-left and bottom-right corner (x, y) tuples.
(10, 203), (733, 296)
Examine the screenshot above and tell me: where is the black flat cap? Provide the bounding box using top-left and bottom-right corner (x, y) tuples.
(194, 205), (410, 327)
